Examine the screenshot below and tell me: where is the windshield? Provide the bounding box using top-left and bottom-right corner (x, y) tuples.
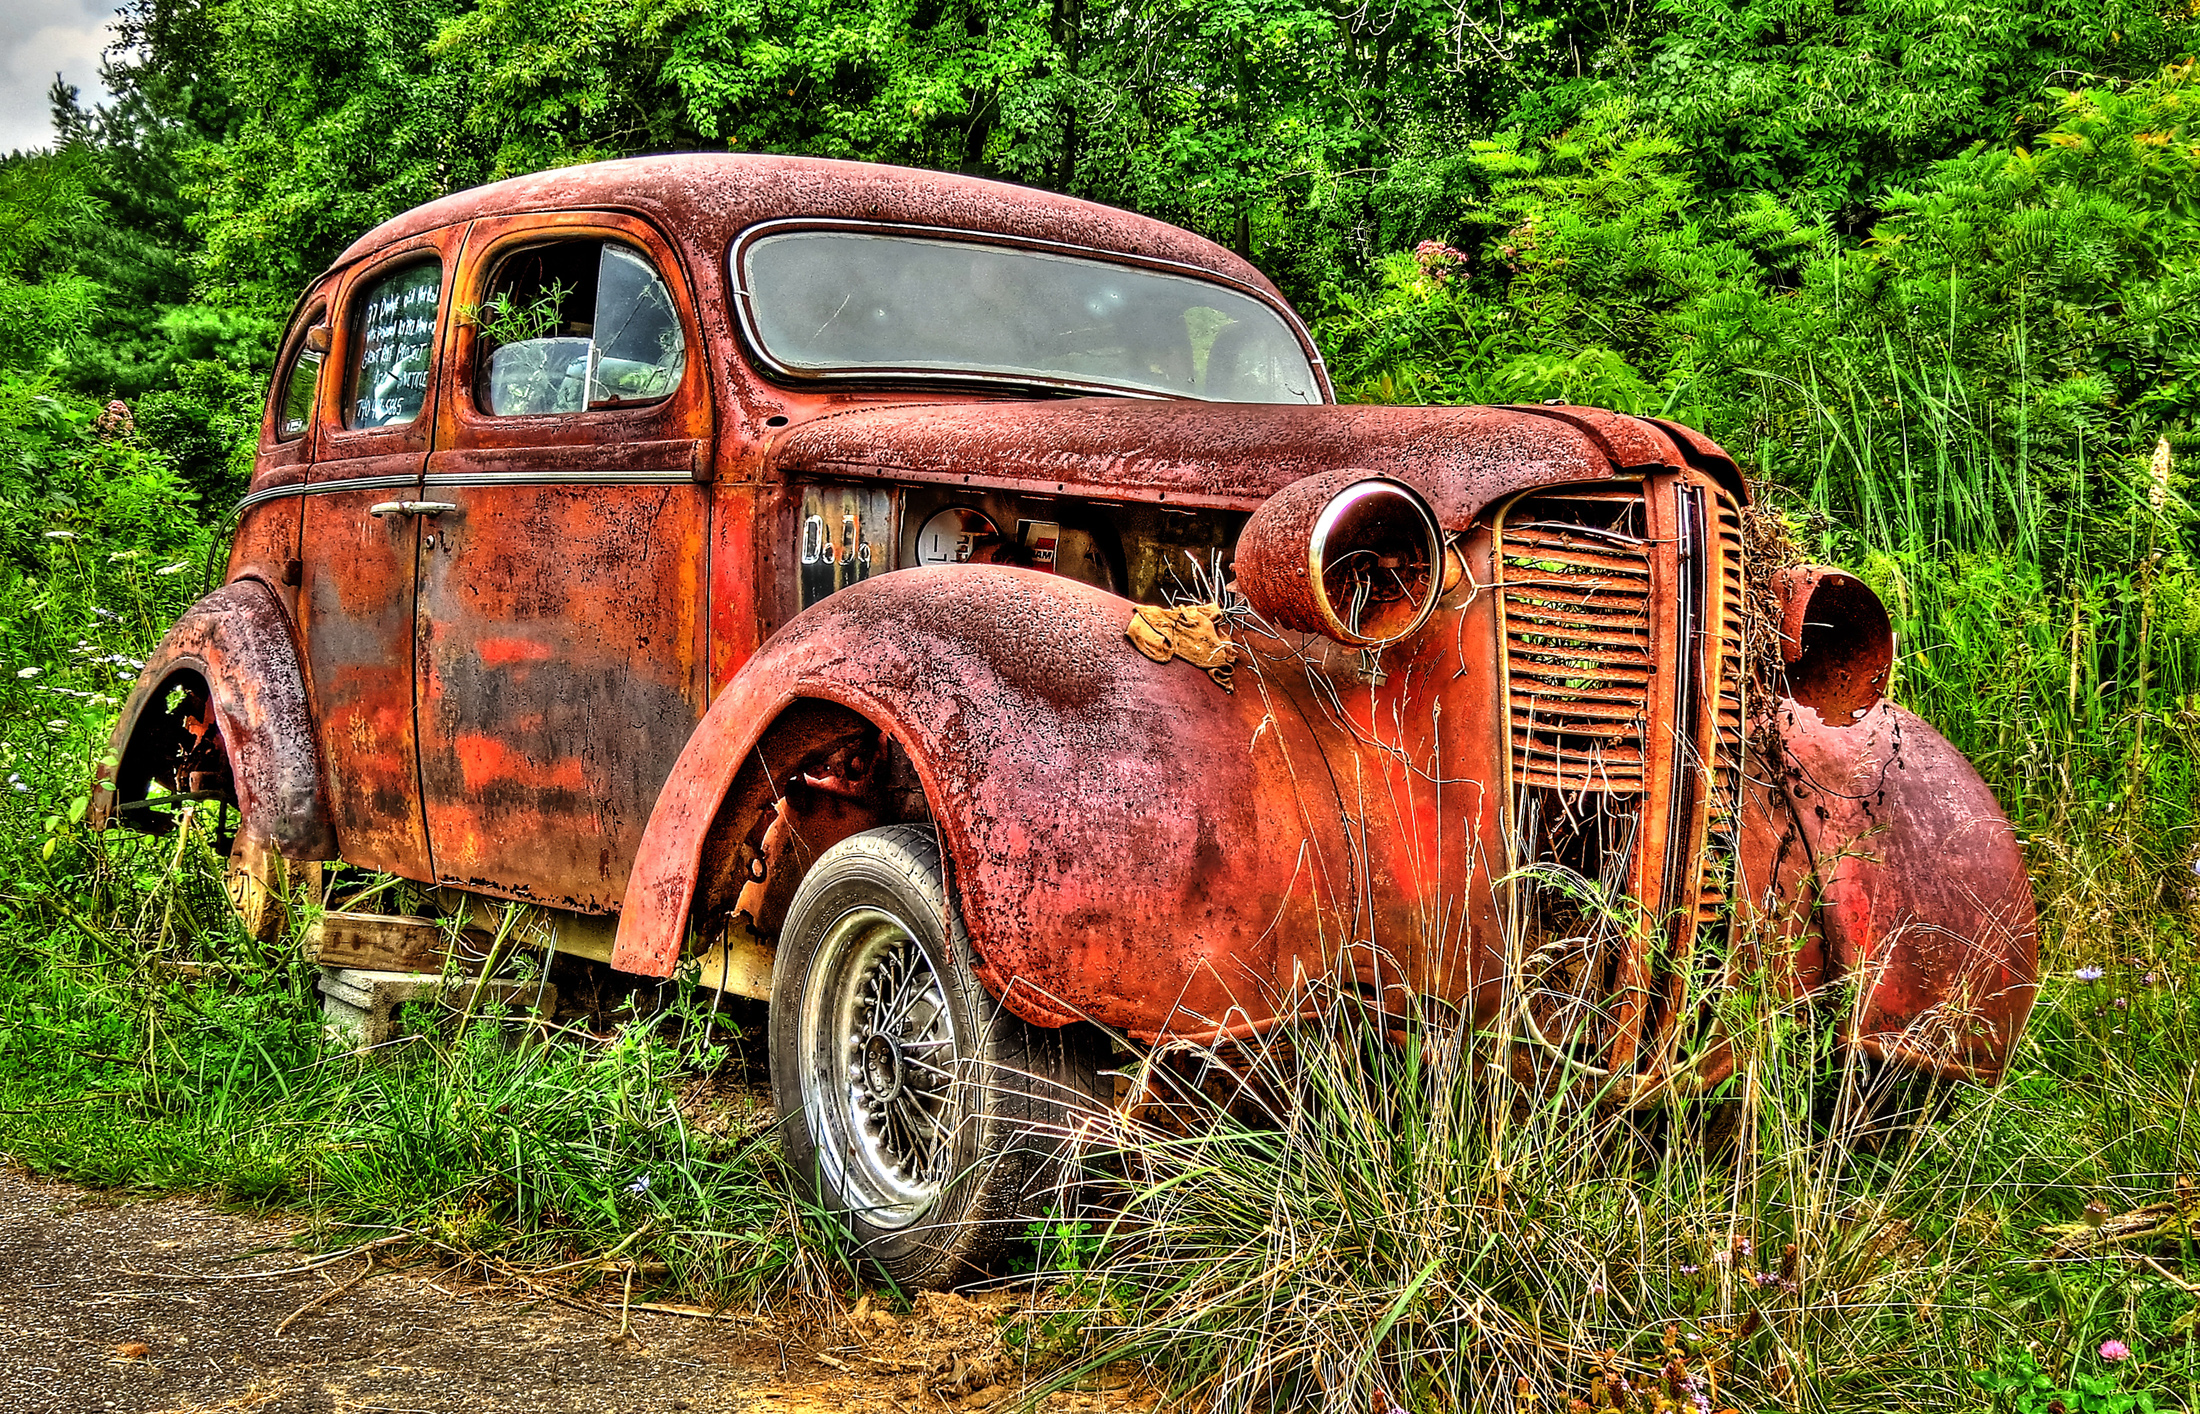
(739, 231), (1322, 404)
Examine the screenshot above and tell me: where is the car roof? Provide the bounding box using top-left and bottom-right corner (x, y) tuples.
(330, 153), (1288, 303)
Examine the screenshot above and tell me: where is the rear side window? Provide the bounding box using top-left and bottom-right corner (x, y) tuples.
(274, 311), (326, 441)
(348, 262), (442, 429)
(473, 241), (686, 417)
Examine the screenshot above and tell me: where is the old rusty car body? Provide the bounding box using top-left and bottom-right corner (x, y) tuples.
(95, 154), (2038, 1284)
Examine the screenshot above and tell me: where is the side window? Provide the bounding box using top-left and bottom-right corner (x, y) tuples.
(274, 311), (326, 441)
(348, 262), (442, 429)
(473, 240), (686, 417)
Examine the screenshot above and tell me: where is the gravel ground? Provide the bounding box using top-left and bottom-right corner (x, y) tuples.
(0, 1167), (1147, 1414)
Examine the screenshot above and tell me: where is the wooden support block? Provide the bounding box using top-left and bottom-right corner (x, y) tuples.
(318, 966), (559, 1050)
(305, 911), (450, 973)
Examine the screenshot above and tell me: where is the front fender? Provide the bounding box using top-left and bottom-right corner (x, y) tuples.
(93, 578), (336, 860)
(614, 566), (1355, 1036)
(1762, 698), (2038, 1083)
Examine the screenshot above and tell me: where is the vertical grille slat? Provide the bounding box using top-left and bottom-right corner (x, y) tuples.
(1696, 497), (1749, 927)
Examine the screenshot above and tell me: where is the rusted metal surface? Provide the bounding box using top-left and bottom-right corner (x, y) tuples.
(769, 399), (1629, 521)
(286, 223), (468, 881)
(411, 211), (713, 912)
(94, 153), (2038, 1093)
(1233, 468), (1441, 644)
(332, 154), (1296, 314)
(1773, 566), (1894, 722)
(96, 579), (336, 860)
(1759, 696), (2039, 1082)
(612, 565), (1366, 1038)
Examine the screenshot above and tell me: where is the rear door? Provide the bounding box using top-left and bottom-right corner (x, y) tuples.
(295, 229), (466, 879)
(416, 211), (713, 912)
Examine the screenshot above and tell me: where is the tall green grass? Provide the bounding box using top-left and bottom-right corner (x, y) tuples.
(0, 923), (835, 1310)
(1026, 951), (2200, 1414)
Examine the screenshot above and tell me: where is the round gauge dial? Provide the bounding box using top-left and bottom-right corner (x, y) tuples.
(914, 508), (1000, 566)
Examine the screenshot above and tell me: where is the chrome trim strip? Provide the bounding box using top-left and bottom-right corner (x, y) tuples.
(236, 467), (694, 514)
(422, 468), (693, 489)
(236, 473), (418, 514)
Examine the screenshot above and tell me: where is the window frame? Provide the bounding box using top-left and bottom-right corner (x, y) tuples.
(726, 217), (1334, 404)
(267, 302), (329, 445)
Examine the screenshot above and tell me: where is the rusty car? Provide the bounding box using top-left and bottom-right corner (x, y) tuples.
(93, 154), (2038, 1286)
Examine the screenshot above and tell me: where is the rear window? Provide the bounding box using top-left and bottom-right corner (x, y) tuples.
(738, 231), (1321, 404)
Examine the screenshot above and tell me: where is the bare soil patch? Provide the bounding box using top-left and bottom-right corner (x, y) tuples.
(0, 1168), (1149, 1414)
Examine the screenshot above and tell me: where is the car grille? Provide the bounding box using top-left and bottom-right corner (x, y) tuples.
(1496, 478), (1748, 1070)
(1497, 487), (1654, 794)
(1696, 494), (1747, 931)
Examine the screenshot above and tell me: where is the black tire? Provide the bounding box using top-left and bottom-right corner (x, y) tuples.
(768, 825), (1101, 1289)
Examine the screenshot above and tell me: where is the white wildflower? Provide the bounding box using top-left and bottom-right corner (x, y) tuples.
(14, 667), (36, 679)
(155, 562), (191, 576)
(42, 530), (77, 540)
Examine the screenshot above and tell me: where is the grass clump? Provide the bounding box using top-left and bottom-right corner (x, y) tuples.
(1020, 951), (2200, 1413)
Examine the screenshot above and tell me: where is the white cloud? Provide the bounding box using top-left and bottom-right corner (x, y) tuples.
(1, 2), (125, 155)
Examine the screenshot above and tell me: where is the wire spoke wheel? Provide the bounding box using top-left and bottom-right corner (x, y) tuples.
(805, 908), (961, 1225)
(770, 825), (1101, 1288)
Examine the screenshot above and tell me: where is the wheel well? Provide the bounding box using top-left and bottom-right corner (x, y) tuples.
(110, 666), (241, 840)
(693, 699), (936, 941)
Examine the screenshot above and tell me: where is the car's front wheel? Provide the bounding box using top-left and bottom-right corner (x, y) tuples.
(768, 825), (1099, 1289)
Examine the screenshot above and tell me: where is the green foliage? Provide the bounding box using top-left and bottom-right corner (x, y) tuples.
(1027, 957), (2200, 1412)
(186, 0), (485, 309)
(1520, 0), (2199, 220)
(0, 938), (827, 1301)
(1979, 1347), (2161, 1414)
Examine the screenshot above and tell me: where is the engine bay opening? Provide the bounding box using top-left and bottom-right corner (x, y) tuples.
(792, 478), (1249, 615)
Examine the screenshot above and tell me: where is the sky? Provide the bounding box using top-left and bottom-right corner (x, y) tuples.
(2, 0), (123, 155)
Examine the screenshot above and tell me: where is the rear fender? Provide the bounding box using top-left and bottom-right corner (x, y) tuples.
(93, 579), (336, 860)
(1762, 697), (2038, 1083)
(614, 566), (1357, 1037)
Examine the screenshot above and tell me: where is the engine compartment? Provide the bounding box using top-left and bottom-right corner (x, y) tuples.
(793, 478), (1248, 614)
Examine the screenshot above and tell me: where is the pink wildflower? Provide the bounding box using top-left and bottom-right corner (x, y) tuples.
(2100, 1339), (2132, 1362)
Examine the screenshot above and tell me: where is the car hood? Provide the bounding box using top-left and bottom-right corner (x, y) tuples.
(767, 398), (1742, 530)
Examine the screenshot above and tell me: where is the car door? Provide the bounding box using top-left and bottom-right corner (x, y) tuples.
(417, 211), (713, 912)
(295, 229), (466, 879)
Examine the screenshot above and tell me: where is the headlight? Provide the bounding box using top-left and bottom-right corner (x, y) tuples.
(1236, 470), (1444, 647)
(1775, 566), (1893, 722)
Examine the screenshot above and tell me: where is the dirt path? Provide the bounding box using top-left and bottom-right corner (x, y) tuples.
(0, 1168), (1146, 1414)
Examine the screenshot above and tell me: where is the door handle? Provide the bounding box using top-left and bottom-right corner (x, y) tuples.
(368, 501), (458, 519)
